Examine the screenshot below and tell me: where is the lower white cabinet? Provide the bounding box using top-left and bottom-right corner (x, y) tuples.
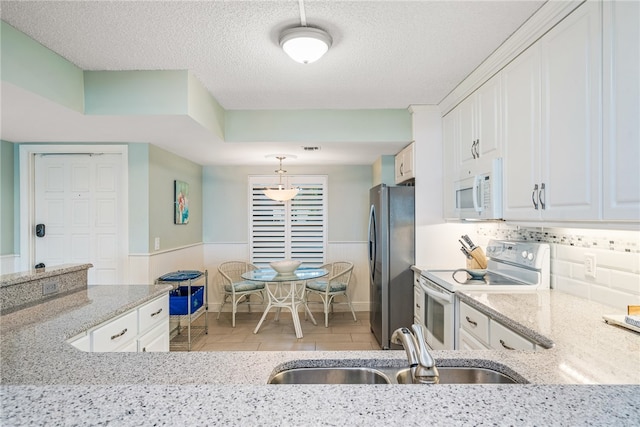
(69, 293), (169, 353)
(138, 322), (170, 352)
(413, 273), (424, 325)
(458, 301), (536, 351)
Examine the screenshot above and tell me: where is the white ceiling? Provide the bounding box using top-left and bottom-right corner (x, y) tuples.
(0, 0), (545, 166)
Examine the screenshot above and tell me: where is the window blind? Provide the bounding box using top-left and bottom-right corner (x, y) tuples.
(249, 175), (327, 268)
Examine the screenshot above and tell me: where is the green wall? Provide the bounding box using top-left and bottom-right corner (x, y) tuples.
(0, 141), (16, 255)
(149, 145), (203, 251)
(203, 164), (372, 243)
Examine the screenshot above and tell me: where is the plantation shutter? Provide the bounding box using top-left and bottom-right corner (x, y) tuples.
(249, 175), (327, 268)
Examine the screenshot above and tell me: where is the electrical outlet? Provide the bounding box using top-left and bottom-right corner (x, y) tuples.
(584, 253), (597, 279)
(154, 237), (160, 250)
(42, 281), (58, 296)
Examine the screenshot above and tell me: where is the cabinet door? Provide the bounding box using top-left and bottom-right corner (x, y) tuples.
(476, 74), (502, 161)
(603, 0), (640, 220)
(138, 322), (170, 352)
(459, 328), (489, 350)
(457, 96), (476, 173)
(403, 143), (414, 179)
(540, 1), (602, 220)
(502, 45), (542, 220)
(442, 111), (459, 219)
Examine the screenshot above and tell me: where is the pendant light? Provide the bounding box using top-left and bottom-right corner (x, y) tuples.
(263, 156), (299, 202)
(280, 0), (332, 64)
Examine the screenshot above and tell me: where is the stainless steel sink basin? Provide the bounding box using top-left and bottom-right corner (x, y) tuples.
(392, 367), (518, 384)
(268, 367), (391, 384)
(268, 366), (521, 385)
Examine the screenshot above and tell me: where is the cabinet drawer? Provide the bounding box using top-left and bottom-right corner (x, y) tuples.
(138, 322), (169, 352)
(459, 302), (489, 344)
(138, 294), (169, 333)
(490, 321), (535, 351)
(91, 311), (138, 352)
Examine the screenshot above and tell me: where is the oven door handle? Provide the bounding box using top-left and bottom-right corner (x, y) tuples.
(421, 283), (454, 304)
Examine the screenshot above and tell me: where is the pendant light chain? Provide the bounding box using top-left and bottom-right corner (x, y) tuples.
(298, 0), (307, 27)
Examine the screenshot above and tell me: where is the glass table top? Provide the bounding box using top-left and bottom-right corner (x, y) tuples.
(241, 268), (328, 282)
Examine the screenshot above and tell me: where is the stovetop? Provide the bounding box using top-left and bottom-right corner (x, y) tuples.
(421, 240), (550, 293)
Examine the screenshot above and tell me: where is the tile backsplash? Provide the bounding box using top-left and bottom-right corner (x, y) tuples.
(476, 224), (640, 311)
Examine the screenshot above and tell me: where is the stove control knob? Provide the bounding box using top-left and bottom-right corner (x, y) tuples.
(527, 253), (534, 261)
(521, 250), (528, 259)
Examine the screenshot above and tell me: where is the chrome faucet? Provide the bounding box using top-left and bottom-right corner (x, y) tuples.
(391, 324), (439, 384)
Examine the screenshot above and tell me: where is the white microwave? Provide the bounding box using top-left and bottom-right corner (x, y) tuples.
(453, 158), (503, 220)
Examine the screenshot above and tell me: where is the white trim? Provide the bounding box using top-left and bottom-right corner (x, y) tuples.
(0, 254), (20, 275)
(128, 242), (203, 257)
(439, 0), (584, 115)
(19, 144), (129, 282)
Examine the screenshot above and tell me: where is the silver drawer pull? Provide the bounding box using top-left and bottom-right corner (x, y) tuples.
(499, 339), (515, 350)
(465, 316), (477, 327)
(150, 308), (163, 317)
(110, 328), (128, 340)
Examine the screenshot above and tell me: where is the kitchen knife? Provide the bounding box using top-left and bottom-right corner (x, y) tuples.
(462, 235), (477, 251)
(459, 239), (471, 250)
(460, 247), (473, 259)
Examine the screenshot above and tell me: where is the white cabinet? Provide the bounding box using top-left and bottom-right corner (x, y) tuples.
(503, 1), (602, 221)
(602, 0), (640, 220)
(395, 142), (415, 184)
(68, 293), (169, 353)
(458, 301), (536, 351)
(92, 310), (139, 352)
(457, 74), (502, 176)
(138, 322), (170, 352)
(442, 110), (458, 219)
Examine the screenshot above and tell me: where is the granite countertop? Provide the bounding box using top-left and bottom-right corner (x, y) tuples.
(1, 285), (640, 426)
(0, 263), (93, 287)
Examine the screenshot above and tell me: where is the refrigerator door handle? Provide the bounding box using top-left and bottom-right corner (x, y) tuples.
(367, 203), (376, 283)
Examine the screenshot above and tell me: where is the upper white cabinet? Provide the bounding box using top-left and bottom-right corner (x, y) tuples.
(442, 109), (459, 219)
(503, 1), (602, 221)
(602, 0), (640, 220)
(457, 74), (502, 176)
(395, 142), (415, 184)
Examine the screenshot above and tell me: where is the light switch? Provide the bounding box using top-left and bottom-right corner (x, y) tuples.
(154, 237), (160, 250)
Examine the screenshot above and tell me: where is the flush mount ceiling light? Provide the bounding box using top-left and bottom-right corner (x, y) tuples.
(263, 156), (300, 202)
(280, 0), (332, 64)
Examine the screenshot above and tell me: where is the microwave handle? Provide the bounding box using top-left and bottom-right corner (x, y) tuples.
(472, 175), (482, 213)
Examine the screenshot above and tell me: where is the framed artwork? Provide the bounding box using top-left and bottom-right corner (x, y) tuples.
(174, 180), (189, 224)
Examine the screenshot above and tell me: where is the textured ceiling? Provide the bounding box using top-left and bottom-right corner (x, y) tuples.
(0, 0), (546, 165)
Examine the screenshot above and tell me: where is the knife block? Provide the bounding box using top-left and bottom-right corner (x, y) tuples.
(466, 257), (484, 270)
(466, 248), (488, 269)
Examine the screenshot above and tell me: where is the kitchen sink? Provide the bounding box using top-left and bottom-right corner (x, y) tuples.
(392, 367), (518, 384)
(268, 366), (522, 385)
(268, 367), (391, 384)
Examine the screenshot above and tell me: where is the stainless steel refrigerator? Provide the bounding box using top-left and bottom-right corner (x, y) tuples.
(368, 184), (415, 350)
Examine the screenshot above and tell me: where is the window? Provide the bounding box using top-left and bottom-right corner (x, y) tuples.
(249, 175), (327, 268)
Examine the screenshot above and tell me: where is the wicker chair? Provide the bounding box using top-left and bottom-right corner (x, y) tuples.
(304, 261), (357, 327)
(217, 261), (265, 327)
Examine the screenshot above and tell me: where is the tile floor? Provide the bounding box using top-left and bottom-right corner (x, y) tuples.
(170, 309), (380, 351)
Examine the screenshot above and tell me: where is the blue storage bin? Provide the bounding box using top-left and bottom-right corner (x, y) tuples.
(159, 270), (203, 282)
(169, 286), (204, 315)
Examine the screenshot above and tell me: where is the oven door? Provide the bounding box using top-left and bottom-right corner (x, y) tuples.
(419, 276), (455, 350)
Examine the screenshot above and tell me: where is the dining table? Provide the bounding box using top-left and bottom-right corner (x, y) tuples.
(241, 267), (328, 339)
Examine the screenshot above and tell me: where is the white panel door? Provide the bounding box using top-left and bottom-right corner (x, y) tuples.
(34, 154), (123, 284)
(603, 0), (640, 220)
(502, 45), (542, 220)
(540, 0), (602, 220)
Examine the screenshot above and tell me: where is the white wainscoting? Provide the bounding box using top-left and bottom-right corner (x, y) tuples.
(128, 243), (205, 285)
(0, 254), (19, 275)
(203, 241), (370, 313)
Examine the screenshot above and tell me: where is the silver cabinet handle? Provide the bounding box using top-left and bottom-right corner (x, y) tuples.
(465, 316), (478, 327)
(499, 339), (515, 350)
(531, 184), (539, 210)
(150, 308), (163, 317)
(539, 183), (546, 210)
(400, 162), (404, 176)
(110, 328), (128, 340)
(474, 139), (480, 158)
